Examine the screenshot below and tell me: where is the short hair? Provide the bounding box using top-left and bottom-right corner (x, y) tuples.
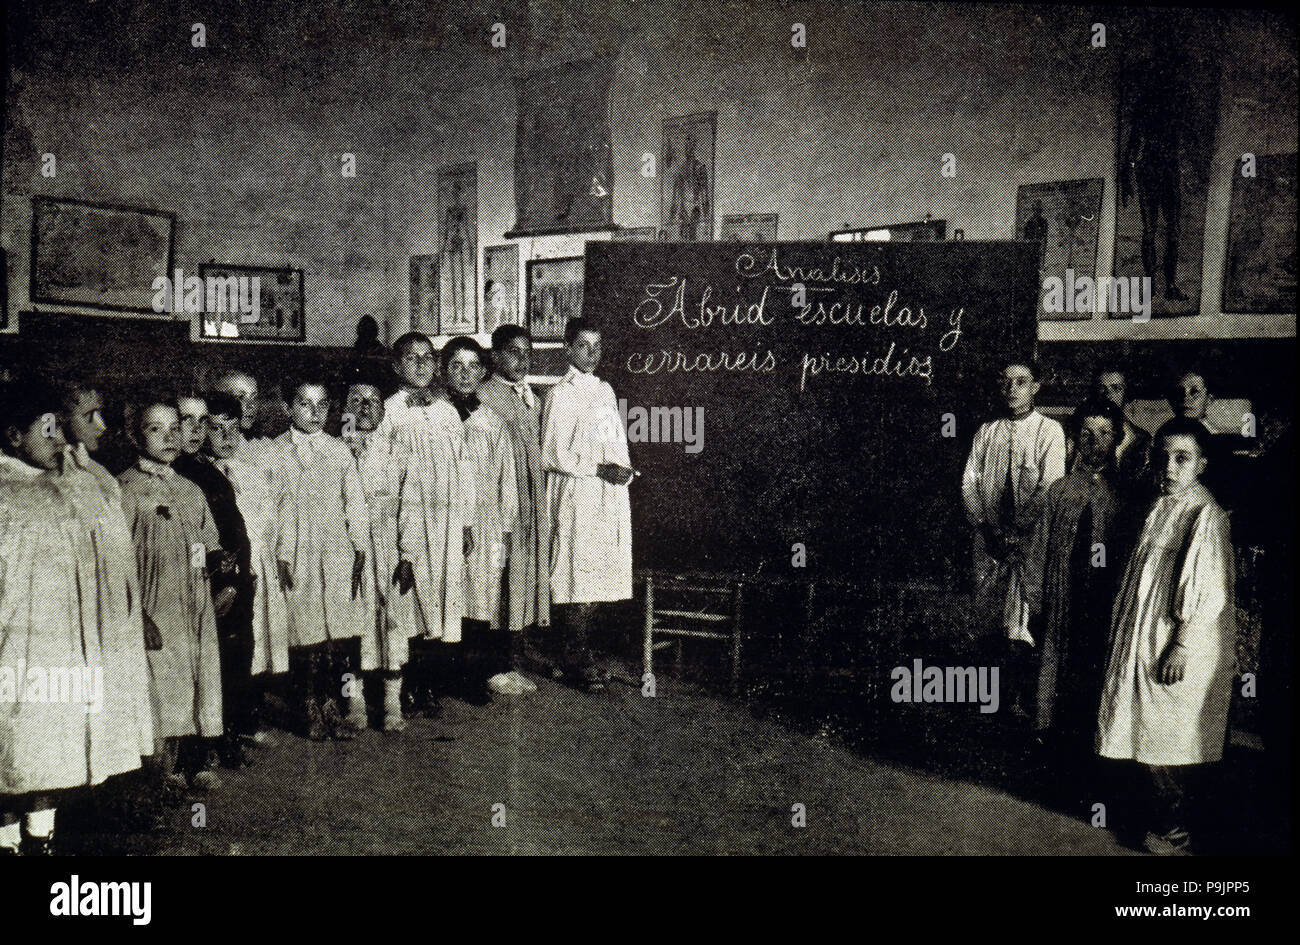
(440, 336), (486, 373)
(1153, 416), (1212, 458)
(54, 377), (99, 417)
(205, 391), (243, 421)
(0, 377), (62, 444)
(281, 370), (330, 404)
(1170, 365), (1213, 394)
(1002, 357), (1042, 381)
(123, 391), (179, 449)
(491, 324), (531, 350)
(564, 317), (598, 346)
(392, 331), (434, 360)
(1069, 398), (1125, 442)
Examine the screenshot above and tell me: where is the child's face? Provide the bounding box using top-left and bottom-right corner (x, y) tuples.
(445, 349), (484, 397)
(1172, 373), (1209, 420)
(176, 396), (209, 455)
(205, 413), (241, 460)
(216, 373), (259, 431)
(139, 405), (180, 465)
(396, 341), (437, 389)
(287, 384), (330, 434)
(1000, 364), (1038, 415)
(1094, 372), (1126, 409)
(65, 389), (108, 453)
(567, 330), (602, 374)
(493, 336), (532, 384)
(1155, 433), (1206, 495)
(345, 384), (385, 433)
(1077, 416), (1117, 469)
(6, 413), (67, 471)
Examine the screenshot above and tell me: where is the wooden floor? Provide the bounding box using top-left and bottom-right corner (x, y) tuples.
(56, 674), (1185, 856)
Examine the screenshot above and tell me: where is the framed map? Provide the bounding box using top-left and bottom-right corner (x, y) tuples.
(483, 244), (521, 333)
(30, 196), (175, 314)
(661, 112), (717, 241)
(511, 60), (614, 237)
(1222, 153), (1296, 314)
(527, 256), (583, 342)
(1016, 179), (1104, 321)
(196, 264), (304, 343)
(438, 163), (478, 335)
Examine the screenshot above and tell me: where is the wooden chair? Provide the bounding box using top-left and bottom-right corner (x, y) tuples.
(641, 571), (744, 693)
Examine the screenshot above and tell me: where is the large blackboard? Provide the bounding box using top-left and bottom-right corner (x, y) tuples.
(583, 241), (1039, 588)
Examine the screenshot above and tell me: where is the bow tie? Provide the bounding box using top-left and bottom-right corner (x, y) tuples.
(406, 389), (436, 408)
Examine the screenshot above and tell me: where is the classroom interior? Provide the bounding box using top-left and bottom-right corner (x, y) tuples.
(2, 0), (1294, 855)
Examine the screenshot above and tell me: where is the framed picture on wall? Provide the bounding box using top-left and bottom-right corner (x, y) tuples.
(1015, 179), (1104, 321)
(438, 163), (478, 336)
(660, 112), (716, 241)
(1113, 32), (1220, 317)
(719, 213), (779, 242)
(511, 59), (615, 238)
(527, 256), (584, 342)
(1222, 153), (1297, 314)
(195, 264), (304, 343)
(483, 244), (521, 333)
(410, 254), (438, 335)
(30, 196), (175, 314)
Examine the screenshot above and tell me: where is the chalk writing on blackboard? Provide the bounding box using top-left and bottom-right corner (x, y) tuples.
(625, 250), (968, 391)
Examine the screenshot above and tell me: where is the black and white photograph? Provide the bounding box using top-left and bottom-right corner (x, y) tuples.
(0, 0), (1294, 922)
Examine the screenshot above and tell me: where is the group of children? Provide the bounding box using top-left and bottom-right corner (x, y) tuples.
(963, 360), (1239, 855)
(0, 316), (634, 854)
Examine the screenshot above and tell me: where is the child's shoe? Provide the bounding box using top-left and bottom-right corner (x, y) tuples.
(344, 687), (368, 733)
(305, 699), (328, 741)
(320, 698), (353, 740)
(383, 677), (407, 733)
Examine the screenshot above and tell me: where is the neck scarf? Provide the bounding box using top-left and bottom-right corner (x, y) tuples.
(447, 389), (480, 422)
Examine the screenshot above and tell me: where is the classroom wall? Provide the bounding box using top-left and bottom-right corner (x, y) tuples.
(3, 1), (1295, 382)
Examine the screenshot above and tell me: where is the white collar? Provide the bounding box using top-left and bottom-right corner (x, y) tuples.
(290, 427), (325, 445)
(137, 456), (175, 478)
(565, 365), (599, 387)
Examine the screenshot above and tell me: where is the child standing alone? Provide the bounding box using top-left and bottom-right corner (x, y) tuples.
(1096, 417), (1237, 854)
